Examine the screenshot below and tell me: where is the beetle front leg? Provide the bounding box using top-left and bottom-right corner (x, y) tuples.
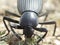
(39, 21), (56, 36)
(3, 16), (22, 40)
(34, 28), (48, 44)
(0, 17), (11, 38)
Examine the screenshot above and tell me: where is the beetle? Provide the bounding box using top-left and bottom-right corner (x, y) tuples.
(1, 0), (56, 44)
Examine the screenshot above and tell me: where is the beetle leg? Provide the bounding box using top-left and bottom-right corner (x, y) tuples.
(0, 17), (10, 38)
(34, 28), (48, 44)
(39, 11), (49, 27)
(3, 16), (22, 40)
(9, 22), (23, 29)
(5, 10), (20, 17)
(9, 22), (22, 40)
(39, 21), (56, 36)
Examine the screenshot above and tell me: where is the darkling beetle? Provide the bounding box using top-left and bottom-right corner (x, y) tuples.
(1, 0), (56, 44)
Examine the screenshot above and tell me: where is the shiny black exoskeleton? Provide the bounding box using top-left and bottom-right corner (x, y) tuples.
(1, 0), (57, 44)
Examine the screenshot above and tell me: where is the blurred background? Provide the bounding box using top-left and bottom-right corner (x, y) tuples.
(0, 0), (60, 45)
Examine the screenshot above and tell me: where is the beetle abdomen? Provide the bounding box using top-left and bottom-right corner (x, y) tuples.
(17, 0), (43, 14)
